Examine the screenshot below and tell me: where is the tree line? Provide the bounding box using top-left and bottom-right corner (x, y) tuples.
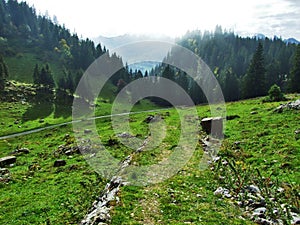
(149, 27), (299, 103)
(0, 1), (299, 104)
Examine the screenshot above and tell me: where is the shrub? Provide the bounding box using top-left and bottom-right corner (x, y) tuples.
(267, 84), (286, 102)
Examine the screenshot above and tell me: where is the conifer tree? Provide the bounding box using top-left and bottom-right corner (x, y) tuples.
(242, 42), (266, 98)
(0, 54), (9, 90)
(289, 45), (300, 93)
(33, 64), (40, 84)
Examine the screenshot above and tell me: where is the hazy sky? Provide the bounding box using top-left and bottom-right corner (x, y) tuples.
(21, 0), (300, 40)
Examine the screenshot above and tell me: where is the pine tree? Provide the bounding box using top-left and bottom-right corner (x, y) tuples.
(161, 65), (174, 81)
(66, 71), (74, 93)
(242, 42), (266, 98)
(222, 68), (240, 101)
(289, 45), (300, 93)
(34, 64), (55, 88)
(0, 54), (9, 90)
(33, 64), (40, 84)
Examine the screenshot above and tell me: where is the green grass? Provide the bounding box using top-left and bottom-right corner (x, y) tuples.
(5, 53), (65, 83)
(0, 124), (107, 225)
(0, 94), (299, 224)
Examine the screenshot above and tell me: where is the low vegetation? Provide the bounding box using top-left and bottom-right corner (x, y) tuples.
(0, 94), (299, 224)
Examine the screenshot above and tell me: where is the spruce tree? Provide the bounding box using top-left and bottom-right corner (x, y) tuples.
(0, 54), (9, 90)
(242, 42), (266, 98)
(34, 64), (55, 88)
(33, 64), (40, 84)
(289, 45), (300, 93)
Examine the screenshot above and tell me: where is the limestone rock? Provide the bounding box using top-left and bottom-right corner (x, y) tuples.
(0, 156), (16, 167)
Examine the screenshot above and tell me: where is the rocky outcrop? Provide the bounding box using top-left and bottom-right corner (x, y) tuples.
(80, 136), (150, 225)
(274, 99), (300, 112)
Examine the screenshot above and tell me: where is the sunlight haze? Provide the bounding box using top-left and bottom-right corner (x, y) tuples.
(20, 0), (300, 40)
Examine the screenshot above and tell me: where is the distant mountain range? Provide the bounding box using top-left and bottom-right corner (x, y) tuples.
(93, 33), (299, 73)
(92, 34), (175, 73)
(254, 33), (299, 44)
(92, 34), (175, 50)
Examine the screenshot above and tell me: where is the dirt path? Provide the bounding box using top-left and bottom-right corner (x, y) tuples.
(0, 108), (170, 140)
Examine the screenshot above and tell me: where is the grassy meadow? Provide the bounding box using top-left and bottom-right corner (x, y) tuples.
(0, 93), (299, 224)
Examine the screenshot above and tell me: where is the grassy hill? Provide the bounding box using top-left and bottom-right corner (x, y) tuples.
(0, 94), (299, 224)
(5, 52), (65, 83)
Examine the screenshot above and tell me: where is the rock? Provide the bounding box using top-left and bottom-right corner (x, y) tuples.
(252, 207), (266, 216)
(214, 187), (231, 198)
(275, 99), (300, 112)
(54, 159), (66, 167)
(0, 168), (10, 176)
(65, 147), (80, 155)
(0, 168), (11, 183)
(201, 117), (223, 138)
(117, 132), (134, 138)
(0, 156), (17, 167)
(10, 148), (30, 155)
(291, 212), (300, 225)
(250, 111), (258, 115)
(253, 217), (273, 225)
(247, 185), (260, 193)
(84, 129), (92, 134)
(144, 115), (155, 123)
(39, 119), (44, 123)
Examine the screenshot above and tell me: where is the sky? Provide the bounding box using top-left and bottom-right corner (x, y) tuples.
(20, 0), (300, 40)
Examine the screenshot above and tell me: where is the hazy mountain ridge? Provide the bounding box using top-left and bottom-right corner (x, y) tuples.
(92, 34), (175, 73)
(254, 33), (299, 44)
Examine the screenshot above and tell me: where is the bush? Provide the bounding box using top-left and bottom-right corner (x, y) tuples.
(267, 84), (286, 102)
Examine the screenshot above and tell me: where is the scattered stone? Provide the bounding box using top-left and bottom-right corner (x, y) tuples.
(251, 111), (258, 115)
(252, 207), (267, 216)
(275, 99), (300, 113)
(0, 168), (11, 183)
(54, 159), (66, 167)
(117, 132), (135, 138)
(64, 146), (80, 155)
(253, 217), (274, 225)
(291, 212), (300, 225)
(0, 156), (17, 167)
(10, 148), (30, 155)
(80, 176), (122, 225)
(0, 168), (10, 176)
(84, 129), (92, 134)
(277, 187), (284, 193)
(14, 120), (19, 124)
(214, 187), (231, 198)
(144, 115), (155, 123)
(201, 117), (223, 138)
(247, 185), (261, 194)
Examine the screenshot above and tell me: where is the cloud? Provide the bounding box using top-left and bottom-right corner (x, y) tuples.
(19, 0), (300, 40)
(247, 0), (300, 39)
